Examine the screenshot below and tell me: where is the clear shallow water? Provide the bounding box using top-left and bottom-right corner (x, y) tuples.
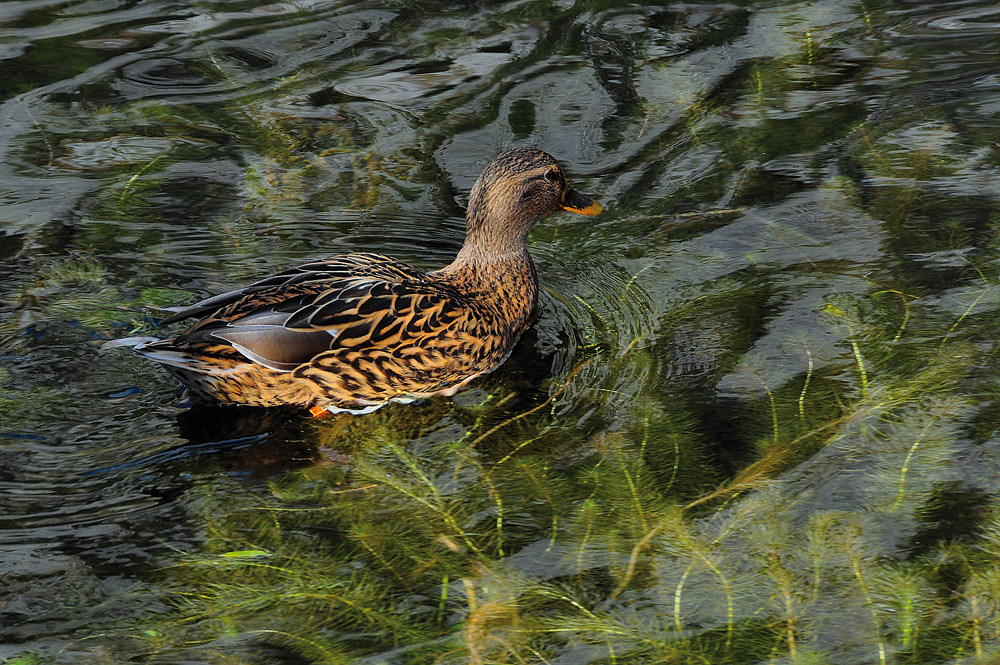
(2, 0), (1000, 663)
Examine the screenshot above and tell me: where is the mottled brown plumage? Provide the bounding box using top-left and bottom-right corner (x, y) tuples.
(135, 148), (602, 412)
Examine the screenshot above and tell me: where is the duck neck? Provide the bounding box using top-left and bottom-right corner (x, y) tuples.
(439, 203), (536, 277)
(449, 237), (531, 268)
(437, 236), (536, 285)
(433, 207), (539, 324)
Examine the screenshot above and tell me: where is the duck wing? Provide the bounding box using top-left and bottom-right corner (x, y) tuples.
(159, 253), (419, 325)
(158, 254), (470, 373)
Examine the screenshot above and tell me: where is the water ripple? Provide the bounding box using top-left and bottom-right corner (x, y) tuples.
(2, 0), (1000, 660)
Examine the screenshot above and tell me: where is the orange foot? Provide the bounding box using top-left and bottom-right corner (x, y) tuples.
(309, 406), (330, 418)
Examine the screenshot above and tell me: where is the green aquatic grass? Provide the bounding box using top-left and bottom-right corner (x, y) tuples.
(135, 267), (1000, 665)
(97, 10), (1000, 660)
(6, 256), (187, 335)
(4, 1), (1000, 663)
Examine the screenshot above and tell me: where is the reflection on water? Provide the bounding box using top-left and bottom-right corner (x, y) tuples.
(2, 0), (1000, 662)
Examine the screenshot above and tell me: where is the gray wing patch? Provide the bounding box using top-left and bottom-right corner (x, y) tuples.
(211, 320), (337, 372)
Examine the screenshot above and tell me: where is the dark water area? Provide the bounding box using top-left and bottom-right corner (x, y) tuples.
(2, 0), (1000, 663)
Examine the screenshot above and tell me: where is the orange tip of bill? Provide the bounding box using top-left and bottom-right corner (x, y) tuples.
(560, 188), (603, 215)
(561, 200), (603, 215)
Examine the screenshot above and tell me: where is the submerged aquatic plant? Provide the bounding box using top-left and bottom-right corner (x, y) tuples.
(138, 254), (1000, 664)
(6, 0), (1000, 663)
(108, 4), (1000, 657)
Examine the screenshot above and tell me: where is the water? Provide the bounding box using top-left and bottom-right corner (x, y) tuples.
(2, 0), (1000, 662)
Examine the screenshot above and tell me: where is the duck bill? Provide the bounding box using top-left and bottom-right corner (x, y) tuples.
(560, 188), (603, 215)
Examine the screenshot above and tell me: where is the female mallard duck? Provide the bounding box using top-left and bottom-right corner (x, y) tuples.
(136, 147), (602, 413)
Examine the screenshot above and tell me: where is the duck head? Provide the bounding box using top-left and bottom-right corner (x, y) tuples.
(458, 147), (602, 262)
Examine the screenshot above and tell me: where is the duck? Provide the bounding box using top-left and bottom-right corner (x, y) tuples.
(135, 147), (602, 414)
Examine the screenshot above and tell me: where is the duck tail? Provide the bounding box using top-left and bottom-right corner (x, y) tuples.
(99, 336), (161, 352)
(133, 340), (237, 376)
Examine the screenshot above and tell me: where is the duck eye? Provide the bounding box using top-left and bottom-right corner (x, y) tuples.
(544, 169), (560, 183)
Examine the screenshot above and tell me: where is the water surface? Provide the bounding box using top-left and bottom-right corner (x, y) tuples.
(2, 0), (1000, 663)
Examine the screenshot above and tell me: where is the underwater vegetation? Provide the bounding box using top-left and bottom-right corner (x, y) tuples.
(3, 0), (1000, 663)
(139, 271), (1000, 665)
